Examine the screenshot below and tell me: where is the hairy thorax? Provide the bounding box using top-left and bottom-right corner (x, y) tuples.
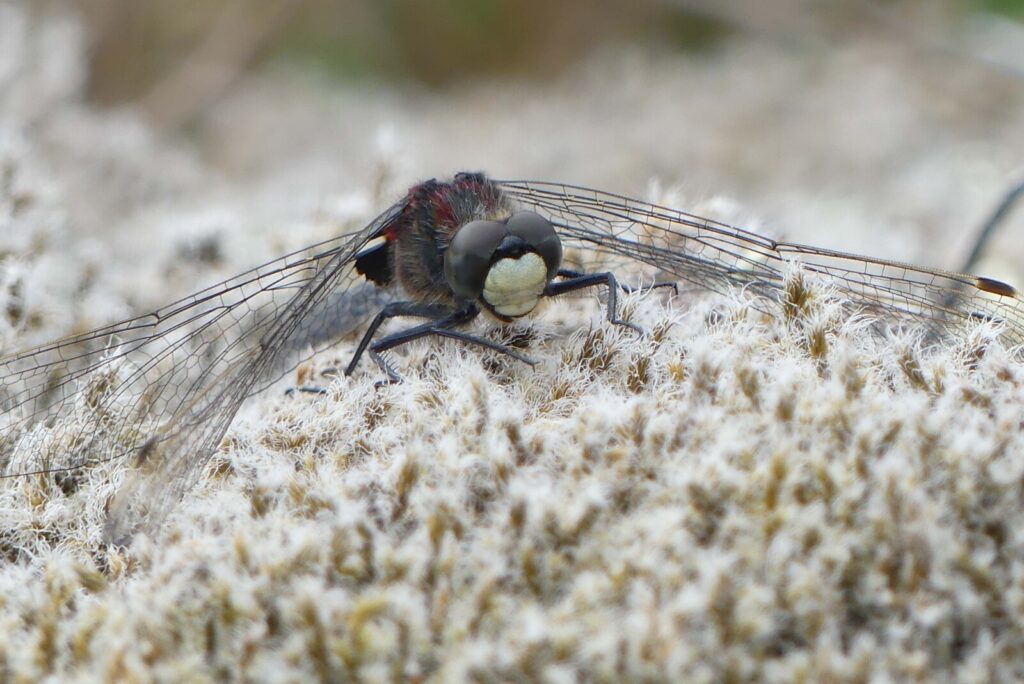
(393, 174), (514, 309)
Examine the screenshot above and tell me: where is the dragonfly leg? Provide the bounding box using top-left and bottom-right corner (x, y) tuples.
(352, 301), (537, 385)
(286, 385), (329, 396)
(547, 270), (675, 334)
(344, 301), (454, 376)
(285, 301), (452, 393)
(557, 269), (678, 296)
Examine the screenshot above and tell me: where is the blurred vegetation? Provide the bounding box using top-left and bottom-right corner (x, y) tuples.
(984, 0), (1024, 18)
(74, 0), (720, 103)
(41, 0), (1023, 130)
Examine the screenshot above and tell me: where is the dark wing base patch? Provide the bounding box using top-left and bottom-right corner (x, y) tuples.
(355, 241), (394, 287)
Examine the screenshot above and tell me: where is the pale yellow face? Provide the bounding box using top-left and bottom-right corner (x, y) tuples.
(481, 252), (548, 318)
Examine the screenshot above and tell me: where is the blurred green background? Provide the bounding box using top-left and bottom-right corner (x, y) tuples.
(47, 0), (1023, 131)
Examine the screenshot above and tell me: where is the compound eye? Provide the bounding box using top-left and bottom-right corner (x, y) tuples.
(506, 211), (562, 281)
(444, 219), (507, 300)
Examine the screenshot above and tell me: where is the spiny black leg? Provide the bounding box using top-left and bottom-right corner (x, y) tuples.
(557, 269), (678, 295)
(367, 310), (537, 385)
(547, 271), (674, 333)
(367, 349), (404, 385)
(345, 301), (454, 376)
(286, 386), (329, 396)
(639, 280), (678, 295)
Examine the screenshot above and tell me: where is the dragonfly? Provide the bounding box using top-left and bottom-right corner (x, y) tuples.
(0, 172), (1020, 544)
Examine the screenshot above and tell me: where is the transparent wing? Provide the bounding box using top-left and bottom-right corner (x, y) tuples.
(500, 180), (1024, 346)
(0, 202), (404, 541)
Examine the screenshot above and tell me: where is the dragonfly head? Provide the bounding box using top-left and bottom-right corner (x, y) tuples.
(443, 210), (562, 319)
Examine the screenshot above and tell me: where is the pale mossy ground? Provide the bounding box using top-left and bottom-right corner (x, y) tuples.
(3, 3), (1024, 682)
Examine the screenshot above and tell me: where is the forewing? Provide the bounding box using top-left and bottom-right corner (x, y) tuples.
(501, 180), (1024, 347)
(1, 202), (404, 541)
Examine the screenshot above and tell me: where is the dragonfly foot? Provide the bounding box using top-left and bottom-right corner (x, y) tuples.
(285, 385), (329, 396)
